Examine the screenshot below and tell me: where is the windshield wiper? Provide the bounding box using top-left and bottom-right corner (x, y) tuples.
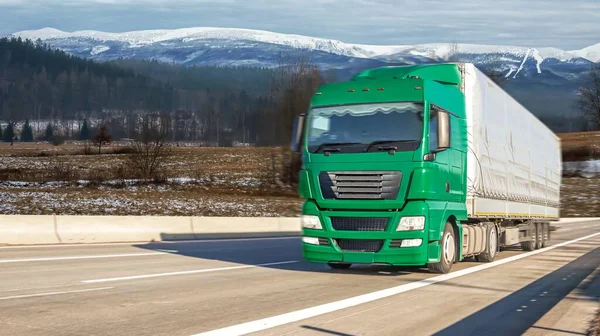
(313, 142), (360, 154)
(365, 140), (418, 152)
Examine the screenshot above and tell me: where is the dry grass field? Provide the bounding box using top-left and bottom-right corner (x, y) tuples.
(558, 130), (600, 162)
(1, 133), (600, 217)
(0, 142), (302, 216)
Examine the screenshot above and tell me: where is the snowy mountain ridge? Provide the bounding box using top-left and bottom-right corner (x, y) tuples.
(13, 27), (600, 63)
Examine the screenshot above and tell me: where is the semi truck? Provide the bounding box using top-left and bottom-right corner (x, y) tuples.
(291, 63), (561, 274)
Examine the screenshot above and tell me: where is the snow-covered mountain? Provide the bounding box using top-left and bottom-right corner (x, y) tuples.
(9, 27), (599, 123)
(14, 27), (599, 66)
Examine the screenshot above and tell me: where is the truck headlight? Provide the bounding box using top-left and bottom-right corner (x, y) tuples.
(301, 215), (322, 230)
(396, 216), (425, 231)
(302, 237), (320, 245)
(401, 239), (423, 247)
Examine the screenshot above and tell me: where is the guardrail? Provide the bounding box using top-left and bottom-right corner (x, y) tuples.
(0, 215), (300, 245)
(0, 215), (597, 246)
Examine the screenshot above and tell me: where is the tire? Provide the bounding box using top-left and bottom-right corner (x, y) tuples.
(521, 222), (537, 251)
(428, 222), (456, 274)
(328, 262), (351, 270)
(541, 223), (550, 248)
(477, 223), (498, 262)
(534, 223), (543, 250)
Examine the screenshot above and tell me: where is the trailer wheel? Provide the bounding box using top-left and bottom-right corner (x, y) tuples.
(477, 223), (498, 262)
(428, 222), (456, 274)
(541, 223), (550, 248)
(521, 222), (537, 251)
(535, 223), (543, 250)
(328, 262), (351, 270)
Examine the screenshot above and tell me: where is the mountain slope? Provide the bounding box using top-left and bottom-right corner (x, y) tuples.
(14, 27), (598, 63)
(570, 43), (600, 62)
(10, 27), (599, 128)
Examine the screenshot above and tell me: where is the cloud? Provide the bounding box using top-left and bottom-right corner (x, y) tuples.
(0, 0), (598, 50)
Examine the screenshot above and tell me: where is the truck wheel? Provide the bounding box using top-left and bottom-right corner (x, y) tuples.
(428, 222), (456, 274)
(477, 223), (498, 262)
(521, 222), (537, 251)
(541, 223), (550, 248)
(328, 262), (351, 270)
(534, 223), (543, 249)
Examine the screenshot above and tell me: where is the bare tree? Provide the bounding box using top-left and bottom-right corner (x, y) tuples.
(92, 123), (112, 154)
(127, 124), (173, 180)
(447, 42), (460, 62)
(266, 51), (324, 186)
(269, 51), (323, 143)
(577, 64), (600, 130)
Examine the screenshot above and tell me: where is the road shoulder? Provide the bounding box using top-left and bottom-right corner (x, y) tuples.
(524, 266), (600, 336)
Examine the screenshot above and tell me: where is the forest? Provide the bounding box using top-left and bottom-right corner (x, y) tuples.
(0, 37), (288, 145)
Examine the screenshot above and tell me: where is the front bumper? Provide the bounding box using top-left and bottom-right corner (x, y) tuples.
(303, 239), (431, 266)
(301, 201), (438, 267)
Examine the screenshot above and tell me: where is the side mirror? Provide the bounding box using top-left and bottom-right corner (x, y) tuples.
(291, 114), (306, 153)
(437, 111), (450, 151)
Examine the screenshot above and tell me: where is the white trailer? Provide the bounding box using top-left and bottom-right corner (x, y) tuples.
(460, 63), (561, 254)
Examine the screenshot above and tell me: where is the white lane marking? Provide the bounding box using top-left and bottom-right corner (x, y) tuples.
(82, 260), (299, 283)
(0, 287), (113, 301)
(194, 232), (600, 336)
(0, 237), (299, 249)
(0, 252), (167, 263)
(1, 284), (72, 293)
(558, 224), (600, 232)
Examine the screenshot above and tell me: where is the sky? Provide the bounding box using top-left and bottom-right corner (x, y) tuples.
(0, 0), (599, 50)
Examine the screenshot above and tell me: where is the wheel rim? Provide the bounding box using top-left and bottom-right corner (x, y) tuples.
(443, 232), (455, 263)
(489, 227), (497, 257)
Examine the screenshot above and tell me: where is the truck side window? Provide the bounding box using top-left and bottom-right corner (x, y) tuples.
(430, 107), (439, 151)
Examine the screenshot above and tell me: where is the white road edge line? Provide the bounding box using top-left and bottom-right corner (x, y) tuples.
(0, 287), (113, 301)
(82, 260), (299, 283)
(0, 237), (299, 249)
(0, 252), (168, 263)
(193, 232), (600, 336)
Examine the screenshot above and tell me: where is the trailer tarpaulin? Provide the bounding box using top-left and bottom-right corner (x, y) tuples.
(463, 63), (561, 219)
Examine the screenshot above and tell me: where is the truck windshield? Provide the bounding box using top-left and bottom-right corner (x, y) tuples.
(307, 102), (423, 153)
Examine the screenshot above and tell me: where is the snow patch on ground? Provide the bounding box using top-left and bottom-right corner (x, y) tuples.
(564, 160), (600, 178)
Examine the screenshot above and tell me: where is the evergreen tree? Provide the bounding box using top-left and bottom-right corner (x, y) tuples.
(80, 119), (90, 140)
(92, 124), (112, 154)
(3, 121), (15, 143)
(45, 123), (54, 141)
(21, 119), (33, 142)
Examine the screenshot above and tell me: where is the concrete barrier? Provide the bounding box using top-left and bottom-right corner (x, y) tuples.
(57, 216), (196, 244)
(0, 215), (301, 245)
(0, 215), (595, 246)
(0, 215), (59, 245)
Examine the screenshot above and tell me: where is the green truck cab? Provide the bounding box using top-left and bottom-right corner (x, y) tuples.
(291, 63), (560, 274)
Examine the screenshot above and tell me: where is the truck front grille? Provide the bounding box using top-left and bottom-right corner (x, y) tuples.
(335, 239), (384, 252)
(319, 171), (401, 200)
(330, 217), (388, 231)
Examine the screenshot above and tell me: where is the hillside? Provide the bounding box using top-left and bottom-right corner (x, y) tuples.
(0, 37), (172, 124)
(0, 38), (281, 144)
(11, 27), (599, 128)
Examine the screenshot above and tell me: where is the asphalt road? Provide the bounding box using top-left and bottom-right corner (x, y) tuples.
(1, 221), (599, 336)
